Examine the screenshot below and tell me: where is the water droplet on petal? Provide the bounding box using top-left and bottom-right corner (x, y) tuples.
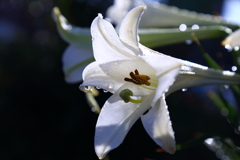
(103, 89), (108, 93)
(179, 24), (187, 31)
(79, 86), (92, 93)
(85, 86), (91, 90)
(223, 85), (229, 89)
(231, 66), (237, 71)
(234, 46), (239, 51)
(98, 13), (103, 19)
(224, 44), (232, 52)
(108, 85), (113, 89)
(96, 87), (101, 89)
(185, 40), (192, 45)
(191, 24), (199, 30)
(204, 138), (214, 145)
(182, 88), (188, 92)
(224, 28), (232, 34)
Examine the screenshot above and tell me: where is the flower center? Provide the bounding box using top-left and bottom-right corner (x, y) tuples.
(124, 69), (157, 90)
(124, 69), (151, 86)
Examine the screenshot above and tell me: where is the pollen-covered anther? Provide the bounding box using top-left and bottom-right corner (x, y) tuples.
(124, 69), (151, 86)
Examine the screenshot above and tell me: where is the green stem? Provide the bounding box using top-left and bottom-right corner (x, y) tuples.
(191, 32), (221, 70)
(66, 57), (95, 76)
(129, 98), (144, 103)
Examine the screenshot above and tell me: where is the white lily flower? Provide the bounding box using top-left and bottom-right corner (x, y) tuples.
(80, 6), (240, 159)
(107, 0), (238, 28)
(53, 6), (233, 83)
(53, 7), (93, 83)
(222, 28), (240, 49)
(62, 45), (94, 83)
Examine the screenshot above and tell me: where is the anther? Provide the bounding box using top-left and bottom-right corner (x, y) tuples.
(124, 69), (151, 86)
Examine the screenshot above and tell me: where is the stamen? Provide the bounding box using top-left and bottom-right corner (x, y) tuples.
(141, 85), (156, 90)
(119, 89), (144, 103)
(149, 80), (158, 87)
(124, 69), (151, 86)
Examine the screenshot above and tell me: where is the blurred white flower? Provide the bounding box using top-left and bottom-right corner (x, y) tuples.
(107, 0), (238, 28)
(222, 28), (240, 48)
(53, 7), (93, 83)
(62, 45), (94, 83)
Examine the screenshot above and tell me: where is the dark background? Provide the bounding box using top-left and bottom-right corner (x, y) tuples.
(0, 0), (239, 159)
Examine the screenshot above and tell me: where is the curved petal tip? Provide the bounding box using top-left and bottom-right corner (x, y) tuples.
(98, 13), (103, 19)
(95, 145), (110, 159)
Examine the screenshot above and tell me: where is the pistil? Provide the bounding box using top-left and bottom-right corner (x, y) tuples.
(119, 89), (144, 103)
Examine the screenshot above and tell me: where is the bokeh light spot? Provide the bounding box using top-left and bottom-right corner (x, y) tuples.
(28, 1), (44, 17)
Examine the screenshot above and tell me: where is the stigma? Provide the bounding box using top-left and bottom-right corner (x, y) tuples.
(119, 89), (144, 103)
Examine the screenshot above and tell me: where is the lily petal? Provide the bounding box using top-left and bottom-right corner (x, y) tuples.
(138, 26), (231, 48)
(95, 86), (154, 159)
(141, 95), (175, 154)
(99, 58), (164, 96)
(81, 62), (122, 93)
(222, 28), (240, 47)
(99, 59), (155, 83)
(52, 7), (92, 48)
(62, 45), (94, 83)
(140, 0), (237, 28)
(167, 65), (240, 95)
(107, 0), (238, 29)
(141, 54), (182, 106)
(91, 14), (138, 64)
(106, 0), (132, 27)
(119, 6), (146, 52)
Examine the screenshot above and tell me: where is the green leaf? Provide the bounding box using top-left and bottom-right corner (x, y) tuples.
(176, 135), (210, 150)
(53, 7), (233, 49)
(139, 26), (231, 48)
(208, 90), (238, 128)
(231, 49), (240, 74)
(205, 137), (240, 160)
(191, 32), (222, 70)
